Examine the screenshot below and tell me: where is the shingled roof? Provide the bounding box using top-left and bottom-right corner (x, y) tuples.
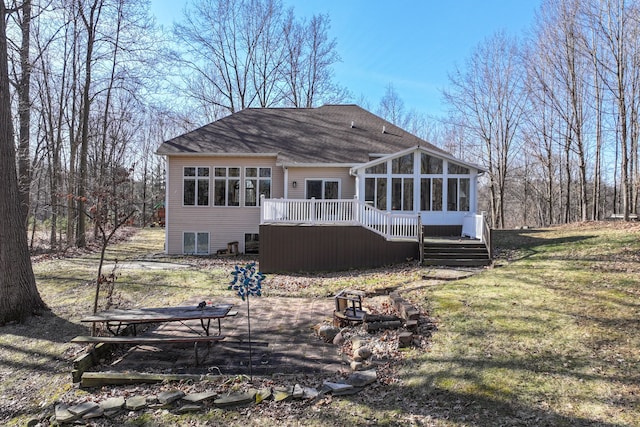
(156, 105), (448, 165)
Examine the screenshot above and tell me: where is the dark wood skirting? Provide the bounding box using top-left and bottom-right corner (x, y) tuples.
(259, 225), (419, 273)
(423, 225), (462, 237)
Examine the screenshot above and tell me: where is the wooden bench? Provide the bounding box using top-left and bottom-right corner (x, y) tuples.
(71, 334), (226, 365)
(71, 335), (225, 345)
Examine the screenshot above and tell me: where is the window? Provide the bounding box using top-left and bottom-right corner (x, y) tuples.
(245, 167), (271, 206)
(447, 178), (470, 211)
(448, 162), (470, 175)
(392, 154), (413, 174)
(365, 162), (387, 174)
(421, 153), (443, 174)
(306, 179), (339, 199)
(183, 167), (209, 206)
(391, 177), (413, 211)
(183, 232), (209, 255)
(365, 177), (387, 210)
(244, 233), (259, 254)
(214, 167), (240, 206)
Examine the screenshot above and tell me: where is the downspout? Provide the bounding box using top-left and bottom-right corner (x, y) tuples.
(164, 160), (169, 254)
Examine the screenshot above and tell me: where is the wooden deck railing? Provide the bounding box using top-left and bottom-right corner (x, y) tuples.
(261, 198), (420, 241)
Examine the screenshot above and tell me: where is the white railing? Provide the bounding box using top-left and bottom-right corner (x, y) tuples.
(261, 198), (420, 241)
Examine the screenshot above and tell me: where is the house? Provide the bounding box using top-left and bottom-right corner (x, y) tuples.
(156, 104), (489, 272)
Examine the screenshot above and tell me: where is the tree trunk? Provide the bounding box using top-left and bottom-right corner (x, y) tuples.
(17, 0), (32, 227)
(0, 1), (47, 324)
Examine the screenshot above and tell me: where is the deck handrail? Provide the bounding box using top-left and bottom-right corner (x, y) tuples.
(261, 198), (420, 241)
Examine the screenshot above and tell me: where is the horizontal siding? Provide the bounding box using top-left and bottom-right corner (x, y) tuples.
(259, 225), (419, 273)
(287, 167), (355, 199)
(166, 156), (283, 254)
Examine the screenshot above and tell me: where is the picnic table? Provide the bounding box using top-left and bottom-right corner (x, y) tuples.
(71, 303), (236, 364)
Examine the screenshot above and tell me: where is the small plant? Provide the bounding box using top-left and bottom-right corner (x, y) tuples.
(229, 262), (265, 380)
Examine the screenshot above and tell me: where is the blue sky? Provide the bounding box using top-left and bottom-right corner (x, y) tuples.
(151, 0), (540, 118)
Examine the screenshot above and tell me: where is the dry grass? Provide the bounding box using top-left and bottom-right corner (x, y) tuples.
(0, 223), (639, 426)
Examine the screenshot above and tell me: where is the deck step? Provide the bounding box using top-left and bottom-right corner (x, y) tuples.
(422, 239), (490, 267)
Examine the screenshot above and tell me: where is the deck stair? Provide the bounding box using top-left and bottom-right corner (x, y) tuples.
(422, 237), (490, 267)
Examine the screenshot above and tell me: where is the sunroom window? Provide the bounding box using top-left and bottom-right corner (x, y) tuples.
(447, 178), (470, 211)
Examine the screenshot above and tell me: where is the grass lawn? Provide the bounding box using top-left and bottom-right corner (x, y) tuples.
(0, 222), (638, 426)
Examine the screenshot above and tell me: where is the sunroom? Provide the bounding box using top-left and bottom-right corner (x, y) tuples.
(352, 146), (484, 234)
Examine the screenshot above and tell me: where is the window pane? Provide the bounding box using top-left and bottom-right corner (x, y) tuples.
(306, 180), (322, 199)
(403, 178), (413, 211)
(184, 180), (195, 205)
(228, 179), (240, 206)
(215, 167), (226, 177)
(448, 178), (458, 211)
(214, 179), (226, 206)
(245, 233), (259, 254)
(376, 178), (387, 210)
(197, 180), (209, 206)
(432, 178), (443, 211)
(246, 167), (257, 177)
(184, 167), (196, 177)
(392, 154), (413, 174)
(259, 168), (271, 178)
(460, 178), (470, 211)
(197, 233), (209, 254)
(420, 178), (431, 211)
(365, 163), (386, 174)
(421, 153), (443, 174)
(448, 162), (469, 174)
(197, 167), (209, 176)
(365, 178), (375, 202)
(229, 167), (240, 177)
(391, 178), (402, 210)
(183, 232), (195, 254)
(259, 180), (271, 200)
(245, 179), (257, 206)
(324, 181), (339, 199)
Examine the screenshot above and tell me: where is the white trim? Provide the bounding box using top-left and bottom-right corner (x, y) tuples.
(279, 162), (358, 168)
(351, 146), (486, 176)
(156, 151), (278, 158)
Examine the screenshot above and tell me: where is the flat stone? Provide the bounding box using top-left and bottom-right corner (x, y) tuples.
(55, 404), (78, 423)
(82, 406), (104, 419)
(350, 360), (364, 371)
(214, 391), (256, 407)
(255, 388), (272, 403)
(322, 381), (354, 393)
(68, 401), (100, 416)
(332, 386), (363, 396)
(158, 390), (186, 405)
(175, 404), (202, 414)
(100, 397), (125, 412)
(302, 387), (319, 399)
(292, 384), (304, 399)
(273, 389), (292, 402)
(345, 369), (378, 387)
(182, 391), (217, 403)
(125, 395), (147, 411)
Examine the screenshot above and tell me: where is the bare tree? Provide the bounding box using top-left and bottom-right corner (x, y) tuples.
(377, 83), (407, 127)
(0, 0), (47, 324)
(444, 32), (527, 228)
